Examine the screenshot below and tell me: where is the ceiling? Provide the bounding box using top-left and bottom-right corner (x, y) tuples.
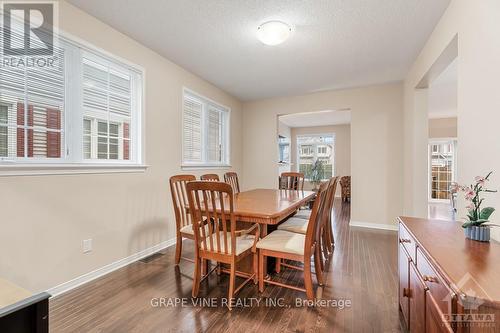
(428, 58), (457, 119)
(68, 0), (451, 101)
(279, 110), (351, 128)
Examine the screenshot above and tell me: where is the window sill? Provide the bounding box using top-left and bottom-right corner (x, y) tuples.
(181, 164), (232, 171)
(0, 164), (149, 177)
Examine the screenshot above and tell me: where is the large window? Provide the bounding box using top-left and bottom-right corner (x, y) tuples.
(429, 140), (456, 200)
(297, 135), (334, 180)
(182, 90), (229, 167)
(0, 28), (143, 168)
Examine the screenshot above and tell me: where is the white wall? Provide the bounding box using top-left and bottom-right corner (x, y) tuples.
(242, 83), (404, 229)
(404, 0), (500, 240)
(0, 1), (243, 292)
(429, 117), (457, 138)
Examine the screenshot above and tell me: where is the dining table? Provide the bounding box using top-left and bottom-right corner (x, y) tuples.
(220, 188), (315, 236)
(185, 188), (316, 274)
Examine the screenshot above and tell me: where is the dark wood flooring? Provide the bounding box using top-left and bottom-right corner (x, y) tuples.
(50, 200), (400, 332)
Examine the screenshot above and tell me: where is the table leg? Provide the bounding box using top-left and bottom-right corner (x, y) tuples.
(260, 225), (275, 274)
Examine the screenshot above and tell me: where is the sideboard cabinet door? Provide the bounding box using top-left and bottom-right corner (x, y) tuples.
(426, 290), (454, 333)
(399, 244), (410, 328)
(409, 262), (427, 333)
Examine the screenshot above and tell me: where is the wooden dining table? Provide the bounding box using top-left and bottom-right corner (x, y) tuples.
(185, 188), (316, 274)
(223, 188), (316, 236)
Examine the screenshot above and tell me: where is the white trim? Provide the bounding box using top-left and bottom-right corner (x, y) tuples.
(349, 220), (398, 231)
(0, 164), (148, 176)
(47, 238), (176, 297)
(181, 164), (232, 170)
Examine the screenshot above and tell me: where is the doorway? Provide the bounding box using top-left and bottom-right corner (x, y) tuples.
(427, 57), (457, 220)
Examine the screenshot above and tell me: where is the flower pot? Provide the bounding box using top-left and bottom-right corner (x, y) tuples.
(464, 226), (490, 242)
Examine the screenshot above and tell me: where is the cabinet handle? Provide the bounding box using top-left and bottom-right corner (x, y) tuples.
(400, 238), (411, 243)
(403, 287), (408, 297)
(423, 275), (438, 283)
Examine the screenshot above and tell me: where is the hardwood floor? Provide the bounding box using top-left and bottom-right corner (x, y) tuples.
(50, 199), (400, 332)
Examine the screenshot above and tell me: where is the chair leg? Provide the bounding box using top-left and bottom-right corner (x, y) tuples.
(192, 256), (201, 297)
(201, 259), (208, 277)
(304, 256), (314, 300)
(253, 252), (258, 284)
(275, 258), (281, 273)
(258, 251), (265, 292)
(175, 235), (182, 265)
(228, 261), (236, 310)
(314, 249), (324, 286)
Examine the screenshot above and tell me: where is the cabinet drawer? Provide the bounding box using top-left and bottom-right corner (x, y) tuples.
(416, 247), (455, 316)
(399, 223), (416, 262)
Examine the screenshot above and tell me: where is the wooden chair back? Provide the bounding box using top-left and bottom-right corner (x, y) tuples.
(186, 181), (237, 256)
(304, 181), (329, 256)
(224, 172), (240, 194)
(201, 174), (220, 181)
(319, 177), (339, 235)
(279, 172), (305, 190)
(169, 175), (196, 232)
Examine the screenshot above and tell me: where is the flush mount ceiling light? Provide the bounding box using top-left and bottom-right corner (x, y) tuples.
(257, 21), (292, 46)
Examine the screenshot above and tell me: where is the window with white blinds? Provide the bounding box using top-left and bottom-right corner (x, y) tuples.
(182, 90), (229, 167)
(0, 28), (143, 168)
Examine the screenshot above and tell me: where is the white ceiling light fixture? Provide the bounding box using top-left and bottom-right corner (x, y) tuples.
(257, 21), (292, 46)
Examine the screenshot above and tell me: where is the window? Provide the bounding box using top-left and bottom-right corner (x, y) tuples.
(297, 135), (334, 180)
(81, 55), (134, 161)
(278, 136), (290, 164)
(429, 140), (456, 200)
(0, 27), (143, 170)
(0, 104), (7, 157)
(182, 90), (229, 167)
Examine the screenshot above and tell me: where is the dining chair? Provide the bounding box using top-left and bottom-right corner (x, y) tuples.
(201, 174), (220, 181)
(276, 177), (338, 271)
(186, 181), (260, 309)
(224, 172), (240, 194)
(256, 181), (329, 300)
(169, 175), (197, 265)
(340, 176), (351, 202)
(324, 177), (339, 254)
(279, 172), (305, 190)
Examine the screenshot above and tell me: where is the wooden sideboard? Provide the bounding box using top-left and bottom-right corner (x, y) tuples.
(398, 217), (500, 332)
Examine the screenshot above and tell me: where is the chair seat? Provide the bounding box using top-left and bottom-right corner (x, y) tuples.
(294, 210), (311, 219)
(256, 230), (305, 256)
(179, 220), (209, 236)
(201, 233), (256, 256)
(277, 217), (308, 234)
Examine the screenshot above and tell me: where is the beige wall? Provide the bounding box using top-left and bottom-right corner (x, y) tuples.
(404, 0), (500, 240)
(289, 125), (351, 195)
(0, 1), (243, 292)
(242, 83), (404, 228)
(429, 117), (457, 138)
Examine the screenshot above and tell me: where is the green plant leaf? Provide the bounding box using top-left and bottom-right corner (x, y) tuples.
(480, 207), (495, 220)
(462, 221), (475, 228)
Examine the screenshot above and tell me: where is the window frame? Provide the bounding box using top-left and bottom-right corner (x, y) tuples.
(0, 30), (146, 176)
(296, 133), (335, 181)
(181, 88), (231, 169)
(428, 138), (457, 202)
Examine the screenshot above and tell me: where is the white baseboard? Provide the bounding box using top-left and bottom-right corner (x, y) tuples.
(349, 220), (398, 231)
(47, 237), (176, 297)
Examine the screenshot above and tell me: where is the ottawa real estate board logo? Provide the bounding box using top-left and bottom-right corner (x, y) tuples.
(1, 1), (58, 68)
